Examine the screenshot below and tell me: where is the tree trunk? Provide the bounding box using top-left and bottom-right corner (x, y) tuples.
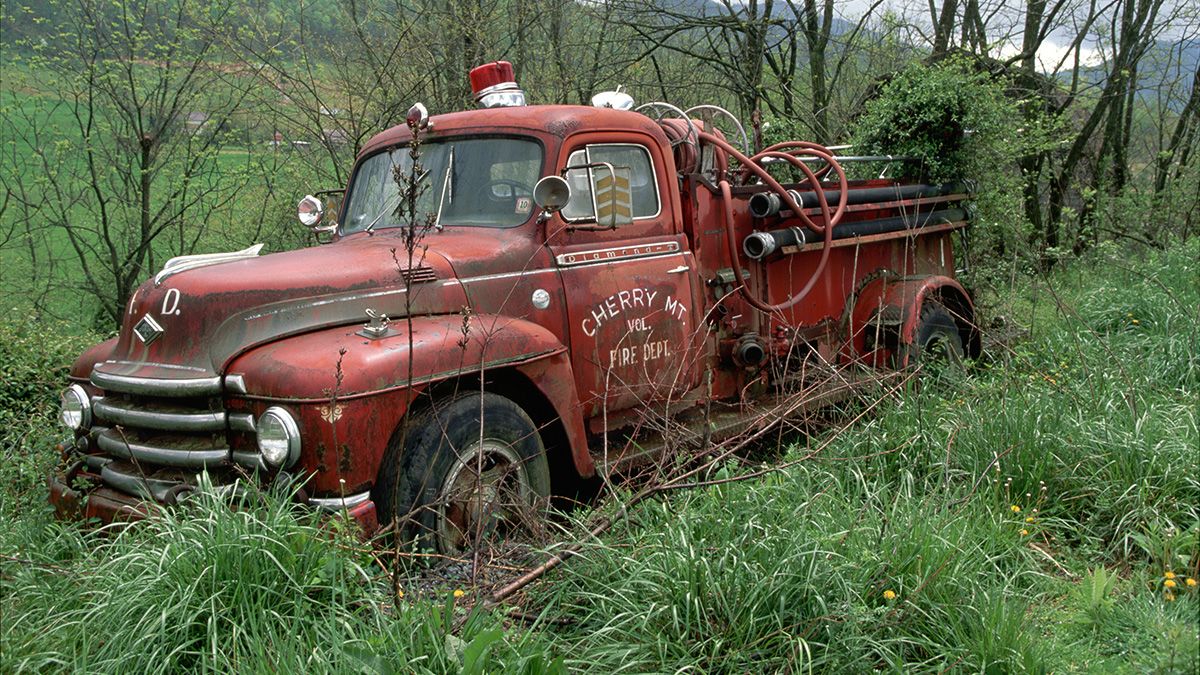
(1153, 67), (1200, 194)
(800, 0), (832, 142)
(931, 0), (959, 58)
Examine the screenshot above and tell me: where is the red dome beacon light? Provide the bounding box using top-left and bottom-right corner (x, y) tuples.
(469, 61), (526, 108)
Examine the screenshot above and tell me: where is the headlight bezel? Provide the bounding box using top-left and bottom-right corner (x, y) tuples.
(256, 406), (301, 469)
(59, 384), (92, 432)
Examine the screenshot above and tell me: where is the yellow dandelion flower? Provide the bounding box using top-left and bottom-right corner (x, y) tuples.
(1025, 517), (1035, 523)
(1131, 319), (1140, 325)
(1020, 529), (1029, 536)
(1164, 571), (1176, 579)
(1010, 505), (1021, 513)
(453, 589), (465, 598)
(1165, 592), (1176, 602)
(883, 590), (897, 601)
(397, 588), (405, 599)
(1165, 579), (1177, 589)
(1186, 578), (1197, 588)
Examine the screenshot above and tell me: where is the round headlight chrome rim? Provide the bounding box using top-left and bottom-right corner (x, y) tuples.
(59, 384), (92, 432)
(256, 406), (301, 469)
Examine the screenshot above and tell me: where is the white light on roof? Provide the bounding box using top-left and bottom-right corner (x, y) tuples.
(591, 90), (635, 110)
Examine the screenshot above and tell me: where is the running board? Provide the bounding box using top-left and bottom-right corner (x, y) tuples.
(591, 372), (861, 478)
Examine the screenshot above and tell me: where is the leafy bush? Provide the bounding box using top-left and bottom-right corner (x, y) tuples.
(0, 318), (102, 515)
(0, 318), (99, 420)
(852, 57), (1061, 261)
(852, 57), (1022, 184)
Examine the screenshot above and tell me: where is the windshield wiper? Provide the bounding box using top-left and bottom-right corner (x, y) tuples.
(433, 144), (454, 232)
(363, 166), (428, 235)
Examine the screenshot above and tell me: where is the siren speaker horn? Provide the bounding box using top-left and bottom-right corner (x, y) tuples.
(533, 176), (571, 213)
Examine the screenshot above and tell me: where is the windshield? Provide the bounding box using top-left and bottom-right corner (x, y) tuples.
(342, 137), (542, 233)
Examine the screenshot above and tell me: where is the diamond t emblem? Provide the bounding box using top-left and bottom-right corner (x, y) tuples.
(133, 314), (164, 345)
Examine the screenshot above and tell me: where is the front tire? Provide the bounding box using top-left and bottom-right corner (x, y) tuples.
(374, 392), (550, 554)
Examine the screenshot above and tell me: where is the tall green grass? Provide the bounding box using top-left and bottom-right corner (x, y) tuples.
(0, 241), (1196, 672)
(523, 239), (1199, 672)
(0, 486), (563, 673)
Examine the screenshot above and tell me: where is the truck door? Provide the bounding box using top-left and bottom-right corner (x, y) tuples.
(549, 138), (701, 419)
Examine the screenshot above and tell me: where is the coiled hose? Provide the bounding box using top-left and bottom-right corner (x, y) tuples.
(698, 132), (848, 314)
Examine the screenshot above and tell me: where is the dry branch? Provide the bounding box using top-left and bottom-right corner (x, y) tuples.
(484, 368), (915, 608)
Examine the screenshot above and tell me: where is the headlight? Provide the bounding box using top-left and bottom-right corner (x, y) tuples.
(256, 406), (300, 469)
(59, 385), (92, 432)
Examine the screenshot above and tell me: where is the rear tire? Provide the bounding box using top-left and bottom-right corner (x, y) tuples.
(374, 392), (550, 554)
(904, 302), (965, 368)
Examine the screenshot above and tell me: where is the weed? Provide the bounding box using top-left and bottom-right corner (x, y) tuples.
(1075, 567), (1119, 627)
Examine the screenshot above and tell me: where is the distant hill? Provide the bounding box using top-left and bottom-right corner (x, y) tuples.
(1054, 37), (1198, 110)
(649, 0), (858, 34)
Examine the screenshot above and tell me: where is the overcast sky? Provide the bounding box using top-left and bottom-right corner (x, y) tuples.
(744, 0), (1198, 73)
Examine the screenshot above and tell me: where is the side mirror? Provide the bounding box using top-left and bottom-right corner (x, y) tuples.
(298, 192), (341, 237)
(590, 163), (634, 229)
(298, 195), (324, 227)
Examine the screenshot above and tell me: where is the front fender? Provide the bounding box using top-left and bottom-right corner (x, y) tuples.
(69, 337), (118, 386)
(226, 313), (587, 493)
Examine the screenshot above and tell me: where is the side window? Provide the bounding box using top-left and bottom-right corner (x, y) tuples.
(561, 144), (660, 222)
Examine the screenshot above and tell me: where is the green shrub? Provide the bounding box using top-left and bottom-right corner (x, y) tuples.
(851, 57), (1062, 262)
(852, 57), (1021, 184)
(0, 318), (100, 420)
(0, 318), (102, 516)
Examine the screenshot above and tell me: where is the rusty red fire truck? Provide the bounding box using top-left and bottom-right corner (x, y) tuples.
(50, 61), (979, 552)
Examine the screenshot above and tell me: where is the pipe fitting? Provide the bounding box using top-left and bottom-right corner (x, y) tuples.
(747, 189), (804, 218)
(743, 231), (778, 260)
(733, 334), (768, 369)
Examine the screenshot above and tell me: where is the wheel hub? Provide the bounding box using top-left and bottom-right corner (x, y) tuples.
(437, 439), (530, 553)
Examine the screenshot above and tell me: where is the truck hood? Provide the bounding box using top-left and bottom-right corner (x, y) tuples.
(93, 234), (469, 382)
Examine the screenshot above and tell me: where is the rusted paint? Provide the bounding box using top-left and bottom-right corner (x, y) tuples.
(511, 349), (594, 478)
(68, 337), (119, 382)
(49, 99), (973, 534)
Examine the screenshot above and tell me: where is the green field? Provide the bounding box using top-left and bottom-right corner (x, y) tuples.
(0, 63), (326, 326)
(0, 239), (1195, 672)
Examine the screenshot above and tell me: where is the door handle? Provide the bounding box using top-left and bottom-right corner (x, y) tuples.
(667, 265), (690, 274)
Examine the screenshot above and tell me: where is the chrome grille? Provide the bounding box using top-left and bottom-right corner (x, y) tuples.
(93, 397), (225, 432)
(93, 427), (229, 469)
(87, 368), (257, 500)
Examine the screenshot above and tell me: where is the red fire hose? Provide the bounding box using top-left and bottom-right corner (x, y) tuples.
(752, 141), (838, 186)
(698, 132), (848, 314)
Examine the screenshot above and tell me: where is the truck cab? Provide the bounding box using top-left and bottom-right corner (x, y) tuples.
(50, 63), (979, 553)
